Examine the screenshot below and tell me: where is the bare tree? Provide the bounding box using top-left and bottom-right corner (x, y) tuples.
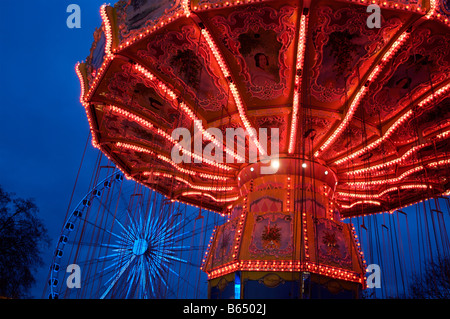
(409, 256), (450, 299)
(0, 185), (50, 298)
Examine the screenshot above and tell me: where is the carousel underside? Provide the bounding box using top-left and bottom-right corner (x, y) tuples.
(76, 0), (450, 297)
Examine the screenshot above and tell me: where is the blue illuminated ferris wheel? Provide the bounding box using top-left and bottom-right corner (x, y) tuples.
(45, 168), (225, 299)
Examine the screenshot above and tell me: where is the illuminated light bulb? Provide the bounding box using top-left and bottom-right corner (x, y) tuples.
(302, 163), (307, 168)
(288, 15), (308, 154)
(270, 160), (280, 170)
(324, 170), (328, 175)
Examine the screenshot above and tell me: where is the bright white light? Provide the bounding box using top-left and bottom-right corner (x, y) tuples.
(325, 170), (329, 175)
(302, 163), (307, 168)
(250, 167), (254, 172)
(271, 160), (280, 170)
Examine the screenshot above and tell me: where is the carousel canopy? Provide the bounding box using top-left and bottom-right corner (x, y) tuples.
(77, 0), (450, 217)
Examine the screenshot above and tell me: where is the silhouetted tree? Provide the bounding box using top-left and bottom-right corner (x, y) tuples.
(0, 185), (50, 298)
(408, 256), (450, 299)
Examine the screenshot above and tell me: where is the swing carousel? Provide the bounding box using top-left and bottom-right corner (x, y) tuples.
(55, 0), (450, 299)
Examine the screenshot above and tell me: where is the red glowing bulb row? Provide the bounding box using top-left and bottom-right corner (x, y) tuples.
(425, 0), (437, 19)
(232, 201), (248, 260)
(315, 29), (411, 158)
(148, 171), (235, 192)
(418, 83), (450, 107)
(133, 64), (177, 100)
(201, 28), (266, 156)
(436, 128), (450, 139)
(348, 0), (424, 14)
(351, 225), (368, 282)
(156, 154), (229, 181)
(340, 200), (382, 209)
(428, 158), (450, 168)
(207, 260), (363, 284)
(343, 157), (449, 190)
(116, 142), (153, 155)
(327, 204), (334, 221)
(81, 4), (116, 102)
(182, 0), (191, 17)
(286, 176), (291, 211)
(342, 190), (450, 220)
(335, 109), (413, 165)
(381, 32), (409, 63)
(193, 0), (256, 11)
(345, 127), (450, 176)
(108, 105), (234, 171)
(85, 53), (114, 102)
(314, 92), (361, 161)
(337, 184), (430, 200)
(75, 63), (100, 149)
(346, 166), (424, 187)
(112, 4), (189, 53)
(201, 227), (217, 270)
(315, 85), (368, 158)
(345, 147), (420, 176)
(288, 14), (308, 154)
(191, 0), (426, 16)
(75, 63), (87, 106)
(100, 5), (114, 58)
(201, 29), (230, 78)
(115, 142), (229, 181)
(336, 83), (450, 167)
(302, 212), (310, 260)
(81, 139), (230, 215)
(181, 191), (239, 203)
(132, 63), (244, 162)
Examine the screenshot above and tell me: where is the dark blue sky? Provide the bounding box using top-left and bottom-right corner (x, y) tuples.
(0, 1), (110, 298)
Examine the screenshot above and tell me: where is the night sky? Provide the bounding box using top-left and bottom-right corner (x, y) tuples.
(0, 1), (110, 298)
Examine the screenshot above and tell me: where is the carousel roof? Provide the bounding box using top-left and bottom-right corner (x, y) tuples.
(77, 0), (450, 217)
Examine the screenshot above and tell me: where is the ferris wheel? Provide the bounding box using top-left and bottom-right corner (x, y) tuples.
(44, 167), (225, 299)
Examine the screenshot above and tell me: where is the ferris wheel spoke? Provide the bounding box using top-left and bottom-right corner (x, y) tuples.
(144, 203), (155, 236)
(125, 262), (140, 298)
(138, 257), (149, 298)
(82, 256), (134, 288)
(164, 267), (204, 298)
(150, 230), (185, 246)
(85, 266), (124, 299)
(98, 250), (133, 262)
(148, 215), (172, 239)
(70, 241), (126, 250)
(78, 217), (124, 241)
(100, 254), (136, 299)
(170, 245), (206, 251)
(144, 259), (165, 296)
(127, 211), (140, 236)
(83, 265), (119, 293)
(71, 250), (130, 272)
